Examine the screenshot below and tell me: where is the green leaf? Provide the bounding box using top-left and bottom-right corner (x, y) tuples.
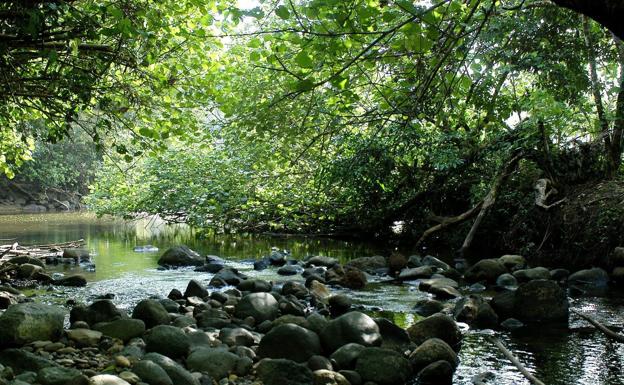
(295, 51), (314, 68)
(275, 5), (290, 20)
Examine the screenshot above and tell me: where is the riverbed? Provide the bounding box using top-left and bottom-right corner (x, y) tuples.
(1, 212), (623, 385)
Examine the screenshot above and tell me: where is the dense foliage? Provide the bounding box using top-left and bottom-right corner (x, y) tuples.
(3, 1), (624, 257)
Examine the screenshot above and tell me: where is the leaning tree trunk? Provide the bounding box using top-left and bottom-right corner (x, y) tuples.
(458, 152), (523, 257)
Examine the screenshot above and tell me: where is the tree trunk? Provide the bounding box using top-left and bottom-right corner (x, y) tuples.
(582, 16), (615, 177)
(459, 152), (523, 256)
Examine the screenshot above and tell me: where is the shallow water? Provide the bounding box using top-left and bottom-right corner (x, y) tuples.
(1, 212), (624, 385)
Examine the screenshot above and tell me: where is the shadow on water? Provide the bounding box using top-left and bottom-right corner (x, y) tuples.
(2, 212), (624, 385)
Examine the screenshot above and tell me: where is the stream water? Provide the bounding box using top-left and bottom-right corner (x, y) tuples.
(1, 212), (623, 385)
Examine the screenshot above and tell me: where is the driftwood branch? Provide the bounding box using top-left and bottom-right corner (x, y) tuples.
(459, 152), (523, 256)
(486, 336), (546, 385)
(572, 309), (624, 342)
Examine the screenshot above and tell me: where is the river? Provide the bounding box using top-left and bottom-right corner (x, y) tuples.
(1, 212), (623, 385)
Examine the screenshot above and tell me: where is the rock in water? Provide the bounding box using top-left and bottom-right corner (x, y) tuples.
(463, 259), (506, 283)
(320, 311), (382, 353)
(183, 279), (208, 299)
(407, 313), (462, 350)
(258, 324), (322, 363)
(409, 338), (457, 372)
(568, 268), (609, 294)
(417, 360), (454, 385)
(132, 299), (170, 328)
(513, 279), (569, 322)
(0, 303), (65, 346)
(70, 300), (126, 326)
(55, 274), (87, 287)
(157, 245), (204, 266)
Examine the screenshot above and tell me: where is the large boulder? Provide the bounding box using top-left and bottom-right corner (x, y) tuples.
(157, 246), (203, 266)
(183, 279), (208, 299)
(498, 254), (526, 271)
(211, 267), (247, 286)
(417, 360), (454, 385)
(338, 267), (367, 289)
(397, 266), (435, 281)
(463, 259), (506, 283)
(0, 303), (65, 346)
(70, 300), (126, 326)
(143, 353), (199, 385)
(144, 325), (190, 358)
(186, 348), (239, 380)
(568, 268), (609, 294)
(413, 299), (444, 317)
(407, 313), (462, 350)
(513, 279), (569, 322)
(305, 256), (339, 268)
(238, 279), (272, 293)
(409, 338), (457, 372)
(255, 358), (313, 385)
(320, 311), (382, 353)
(345, 256), (387, 273)
(330, 343), (366, 370)
(354, 347), (411, 385)
(235, 292), (279, 323)
(132, 299), (170, 328)
(512, 267), (551, 282)
(259, 324), (322, 363)
(453, 295), (498, 329)
(92, 319), (145, 342)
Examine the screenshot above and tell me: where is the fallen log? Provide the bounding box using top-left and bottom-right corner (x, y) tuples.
(486, 336), (545, 385)
(572, 309), (624, 342)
